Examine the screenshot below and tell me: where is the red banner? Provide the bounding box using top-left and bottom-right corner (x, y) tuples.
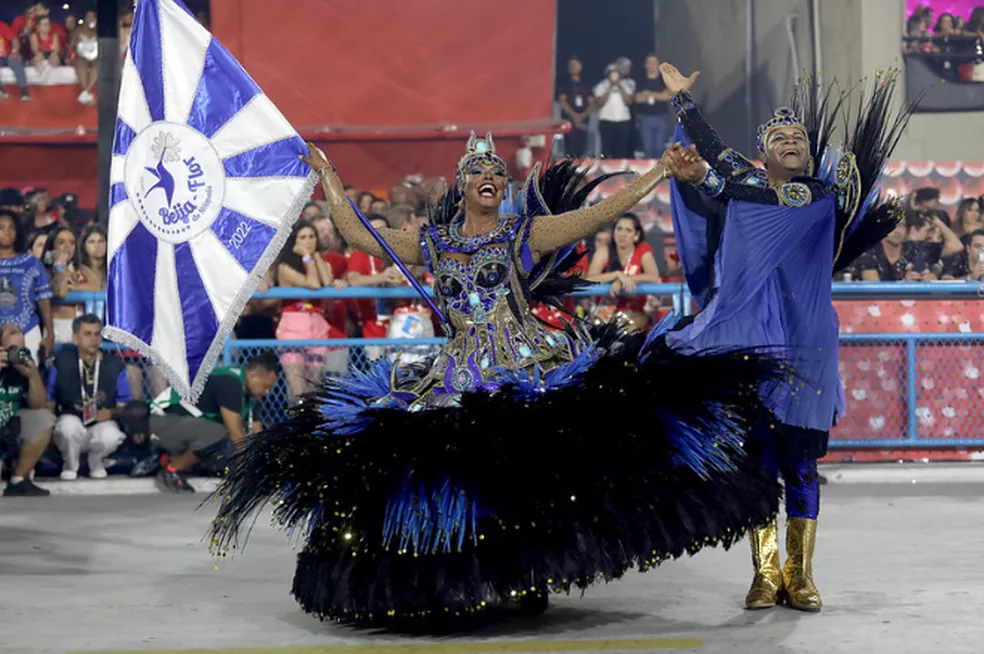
(211, 0), (557, 129)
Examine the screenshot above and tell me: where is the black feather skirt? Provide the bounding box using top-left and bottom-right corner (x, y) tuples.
(207, 323), (785, 624)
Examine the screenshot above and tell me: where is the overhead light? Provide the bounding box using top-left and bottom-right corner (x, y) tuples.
(62, 3), (69, 9)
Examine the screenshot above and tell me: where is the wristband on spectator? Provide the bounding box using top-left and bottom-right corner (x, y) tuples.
(303, 255), (314, 265)
(54, 265), (65, 272)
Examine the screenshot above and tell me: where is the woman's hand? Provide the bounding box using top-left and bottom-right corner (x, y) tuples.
(293, 241), (310, 257)
(662, 143), (706, 184)
(610, 272), (637, 296)
(659, 63), (700, 94)
(299, 142), (332, 174)
(383, 266), (405, 286)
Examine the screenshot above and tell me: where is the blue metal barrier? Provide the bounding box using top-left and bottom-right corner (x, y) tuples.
(64, 282), (984, 449)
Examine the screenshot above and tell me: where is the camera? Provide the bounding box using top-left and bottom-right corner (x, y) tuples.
(7, 345), (33, 367)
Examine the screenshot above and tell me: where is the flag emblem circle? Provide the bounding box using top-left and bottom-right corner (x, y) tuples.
(124, 121), (226, 245)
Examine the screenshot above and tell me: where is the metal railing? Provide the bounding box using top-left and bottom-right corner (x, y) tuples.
(64, 281), (984, 448)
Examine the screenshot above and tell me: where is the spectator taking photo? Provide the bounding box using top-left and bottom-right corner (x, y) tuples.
(0, 322), (55, 497)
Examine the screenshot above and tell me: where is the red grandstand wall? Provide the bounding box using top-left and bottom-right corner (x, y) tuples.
(210, 0), (558, 128)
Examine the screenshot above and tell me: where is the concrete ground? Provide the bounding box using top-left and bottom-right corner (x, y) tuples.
(0, 483), (981, 654)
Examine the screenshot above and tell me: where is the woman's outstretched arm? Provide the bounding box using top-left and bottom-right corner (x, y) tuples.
(301, 144), (425, 265)
(527, 164), (669, 260)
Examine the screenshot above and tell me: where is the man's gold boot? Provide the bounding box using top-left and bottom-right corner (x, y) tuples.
(745, 520), (783, 610)
(780, 517), (822, 612)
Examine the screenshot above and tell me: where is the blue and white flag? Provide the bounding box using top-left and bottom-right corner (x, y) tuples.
(104, 0), (316, 401)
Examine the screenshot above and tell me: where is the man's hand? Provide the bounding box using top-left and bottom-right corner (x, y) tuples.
(95, 408), (114, 423)
(40, 331), (54, 361)
(12, 353), (38, 378)
(659, 63), (700, 94)
(662, 143), (707, 184)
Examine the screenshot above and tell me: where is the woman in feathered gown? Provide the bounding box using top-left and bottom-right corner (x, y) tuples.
(208, 134), (788, 625)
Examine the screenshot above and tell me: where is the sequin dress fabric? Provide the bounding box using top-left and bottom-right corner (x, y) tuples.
(399, 214), (588, 402)
(209, 159), (791, 627)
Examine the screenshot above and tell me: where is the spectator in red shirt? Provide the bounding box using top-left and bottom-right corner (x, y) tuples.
(0, 20), (29, 102)
(345, 215), (404, 359)
(310, 214), (351, 340)
(29, 14), (61, 70)
(12, 3), (67, 58)
(586, 214), (661, 331)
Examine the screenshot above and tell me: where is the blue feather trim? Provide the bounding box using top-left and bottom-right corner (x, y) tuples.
(382, 478), (481, 554)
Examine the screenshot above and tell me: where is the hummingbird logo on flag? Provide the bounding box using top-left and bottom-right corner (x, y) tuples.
(104, 0), (317, 401)
(143, 132), (180, 207)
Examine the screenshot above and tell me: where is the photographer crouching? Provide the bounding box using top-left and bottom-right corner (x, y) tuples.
(0, 323), (56, 497)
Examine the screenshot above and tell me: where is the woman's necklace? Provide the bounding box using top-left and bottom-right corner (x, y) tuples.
(448, 213), (510, 250)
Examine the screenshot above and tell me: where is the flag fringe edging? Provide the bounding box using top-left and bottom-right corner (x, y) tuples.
(104, 168), (319, 403)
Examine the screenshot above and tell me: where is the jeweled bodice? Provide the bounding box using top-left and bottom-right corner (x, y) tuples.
(411, 214), (586, 400)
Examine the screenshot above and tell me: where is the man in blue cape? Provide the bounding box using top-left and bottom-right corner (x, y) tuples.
(658, 63), (911, 613)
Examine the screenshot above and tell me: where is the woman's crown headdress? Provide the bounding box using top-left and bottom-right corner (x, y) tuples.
(456, 131), (507, 189)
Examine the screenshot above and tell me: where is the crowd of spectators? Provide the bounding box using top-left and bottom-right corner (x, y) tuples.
(846, 188), (984, 283)
(0, 2), (205, 104)
(2, 165), (983, 496)
(557, 53), (673, 160)
(904, 4), (984, 81)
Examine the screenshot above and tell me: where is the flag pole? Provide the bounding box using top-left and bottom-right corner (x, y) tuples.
(345, 197), (447, 325)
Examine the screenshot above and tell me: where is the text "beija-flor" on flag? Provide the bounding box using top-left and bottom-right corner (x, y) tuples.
(104, 0), (316, 401)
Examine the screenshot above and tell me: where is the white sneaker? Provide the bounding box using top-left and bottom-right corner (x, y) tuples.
(60, 470), (78, 481)
(88, 455), (108, 479)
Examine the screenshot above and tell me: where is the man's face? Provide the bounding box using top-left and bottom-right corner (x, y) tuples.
(33, 191), (50, 213)
(884, 220), (907, 246)
(302, 205), (322, 220)
(369, 199), (388, 215)
(907, 221), (932, 242)
(568, 59), (582, 76)
(312, 217), (338, 252)
(391, 185), (413, 207)
(0, 324), (24, 348)
(968, 235), (984, 266)
(645, 56), (660, 74)
(765, 126), (809, 176)
(72, 321), (102, 356)
(245, 368), (277, 400)
(619, 60), (632, 76)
